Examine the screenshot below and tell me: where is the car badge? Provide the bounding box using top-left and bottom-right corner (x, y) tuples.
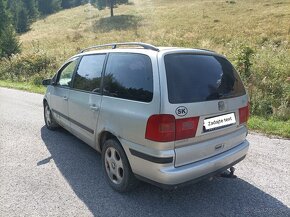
(218, 101), (225, 111)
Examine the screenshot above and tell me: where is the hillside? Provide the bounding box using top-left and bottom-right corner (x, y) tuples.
(1, 0), (289, 136)
(20, 0), (290, 61)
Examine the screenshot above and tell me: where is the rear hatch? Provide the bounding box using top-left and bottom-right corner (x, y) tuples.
(162, 51), (249, 167)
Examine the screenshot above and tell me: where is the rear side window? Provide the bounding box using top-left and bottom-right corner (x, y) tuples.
(73, 54), (106, 92)
(164, 54), (246, 104)
(103, 53), (153, 102)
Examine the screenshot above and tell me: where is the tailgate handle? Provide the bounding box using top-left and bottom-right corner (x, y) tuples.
(215, 144), (224, 150)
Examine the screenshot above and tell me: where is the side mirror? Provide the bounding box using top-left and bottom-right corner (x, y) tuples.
(42, 79), (52, 86)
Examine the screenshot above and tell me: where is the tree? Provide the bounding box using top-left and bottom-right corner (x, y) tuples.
(7, 0), (37, 33)
(0, 25), (21, 58)
(74, 0), (83, 6)
(0, 0), (21, 58)
(17, 8), (29, 33)
(61, 0), (73, 9)
(23, 0), (38, 19)
(95, 0), (128, 17)
(38, 0), (61, 15)
(0, 0), (9, 30)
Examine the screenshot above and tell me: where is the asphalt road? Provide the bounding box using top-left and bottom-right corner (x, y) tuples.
(0, 87), (289, 217)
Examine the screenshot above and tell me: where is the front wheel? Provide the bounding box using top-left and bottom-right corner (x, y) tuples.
(102, 139), (138, 192)
(44, 102), (59, 130)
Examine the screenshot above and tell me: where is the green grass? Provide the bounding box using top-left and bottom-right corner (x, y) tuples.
(248, 116), (290, 138)
(0, 80), (45, 94)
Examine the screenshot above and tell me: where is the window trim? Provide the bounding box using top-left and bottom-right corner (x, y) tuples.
(102, 52), (154, 103)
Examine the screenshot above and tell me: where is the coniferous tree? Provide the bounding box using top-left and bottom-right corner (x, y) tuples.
(61, 0), (73, 8)
(7, 0), (34, 33)
(4, 0), (88, 34)
(0, 25), (21, 58)
(0, 0), (9, 30)
(23, 0), (38, 19)
(95, 0), (128, 17)
(74, 0), (83, 6)
(0, 0), (21, 58)
(38, 0), (61, 15)
(16, 7), (29, 33)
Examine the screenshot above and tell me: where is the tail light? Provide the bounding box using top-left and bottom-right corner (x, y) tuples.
(176, 117), (199, 140)
(145, 114), (199, 142)
(145, 114), (175, 142)
(239, 103), (250, 124)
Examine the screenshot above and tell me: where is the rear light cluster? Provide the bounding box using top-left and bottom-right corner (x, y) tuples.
(239, 103), (250, 124)
(146, 103), (250, 142)
(145, 114), (199, 142)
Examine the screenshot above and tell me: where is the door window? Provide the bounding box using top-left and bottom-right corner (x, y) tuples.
(57, 60), (78, 87)
(103, 53), (153, 102)
(73, 54), (106, 92)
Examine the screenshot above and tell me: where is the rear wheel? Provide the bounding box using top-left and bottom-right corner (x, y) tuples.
(102, 139), (138, 192)
(44, 102), (59, 130)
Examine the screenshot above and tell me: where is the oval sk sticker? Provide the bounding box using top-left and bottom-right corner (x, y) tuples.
(175, 106), (188, 117)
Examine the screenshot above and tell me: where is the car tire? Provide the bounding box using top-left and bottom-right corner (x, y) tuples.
(102, 139), (138, 192)
(44, 102), (59, 130)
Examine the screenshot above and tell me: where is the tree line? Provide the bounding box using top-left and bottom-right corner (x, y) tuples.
(0, 0), (88, 58)
(0, 0), (128, 58)
(8, 0), (87, 33)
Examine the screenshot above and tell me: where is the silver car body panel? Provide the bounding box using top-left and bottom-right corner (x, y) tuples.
(68, 90), (102, 148)
(122, 137), (249, 185)
(49, 86), (70, 128)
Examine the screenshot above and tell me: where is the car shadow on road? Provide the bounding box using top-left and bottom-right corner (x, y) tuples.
(40, 127), (289, 217)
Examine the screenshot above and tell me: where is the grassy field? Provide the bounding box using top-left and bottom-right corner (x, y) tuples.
(1, 0), (289, 137)
(248, 116), (290, 138)
(19, 0), (290, 60)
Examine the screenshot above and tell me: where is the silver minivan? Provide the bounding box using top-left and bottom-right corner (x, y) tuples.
(42, 42), (250, 192)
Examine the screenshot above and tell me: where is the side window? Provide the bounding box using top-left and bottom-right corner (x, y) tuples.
(58, 60), (78, 87)
(103, 53), (153, 102)
(73, 54), (106, 92)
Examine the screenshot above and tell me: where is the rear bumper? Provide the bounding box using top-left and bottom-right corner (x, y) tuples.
(136, 155), (246, 189)
(122, 139), (249, 187)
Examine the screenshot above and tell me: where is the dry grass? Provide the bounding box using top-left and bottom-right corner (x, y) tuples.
(20, 0), (290, 63)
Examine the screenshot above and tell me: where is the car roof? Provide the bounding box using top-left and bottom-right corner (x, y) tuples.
(70, 42), (224, 60)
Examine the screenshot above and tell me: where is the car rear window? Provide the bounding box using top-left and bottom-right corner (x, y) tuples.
(164, 54), (246, 104)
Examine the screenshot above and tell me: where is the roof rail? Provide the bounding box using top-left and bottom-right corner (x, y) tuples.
(80, 42), (159, 53)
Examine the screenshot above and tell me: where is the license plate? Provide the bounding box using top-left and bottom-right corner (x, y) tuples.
(204, 113), (236, 130)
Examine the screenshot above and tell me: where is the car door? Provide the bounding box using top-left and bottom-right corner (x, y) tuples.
(50, 58), (79, 129)
(68, 54), (106, 148)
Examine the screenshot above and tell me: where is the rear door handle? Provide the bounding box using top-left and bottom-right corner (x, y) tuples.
(90, 105), (99, 111)
(63, 96), (68, 101)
